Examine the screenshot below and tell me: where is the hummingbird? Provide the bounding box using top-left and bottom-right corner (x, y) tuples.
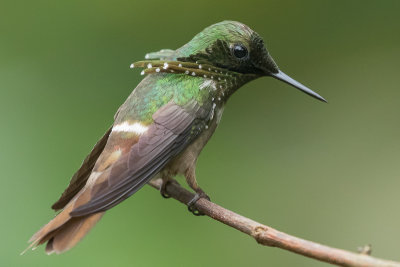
(26, 21), (326, 254)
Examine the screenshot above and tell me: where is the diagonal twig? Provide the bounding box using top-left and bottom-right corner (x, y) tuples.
(148, 178), (400, 267)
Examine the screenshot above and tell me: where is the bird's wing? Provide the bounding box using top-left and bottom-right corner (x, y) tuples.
(69, 100), (212, 217)
(51, 126), (113, 210)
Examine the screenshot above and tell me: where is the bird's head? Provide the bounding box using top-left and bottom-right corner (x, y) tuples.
(133, 21), (326, 102)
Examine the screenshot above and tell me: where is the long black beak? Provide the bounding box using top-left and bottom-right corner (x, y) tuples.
(271, 71), (327, 103)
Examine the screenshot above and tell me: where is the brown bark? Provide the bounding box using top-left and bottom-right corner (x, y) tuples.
(148, 179), (400, 267)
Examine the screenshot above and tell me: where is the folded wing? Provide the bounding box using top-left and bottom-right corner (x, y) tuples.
(70, 100), (211, 216)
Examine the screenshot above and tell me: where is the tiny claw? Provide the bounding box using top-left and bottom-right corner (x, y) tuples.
(161, 190), (170, 199)
(188, 206), (203, 216)
(160, 180), (171, 199)
(187, 193), (210, 216)
(187, 194), (203, 216)
(160, 178), (180, 199)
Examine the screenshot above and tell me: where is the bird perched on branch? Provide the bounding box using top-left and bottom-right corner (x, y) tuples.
(26, 20), (326, 254)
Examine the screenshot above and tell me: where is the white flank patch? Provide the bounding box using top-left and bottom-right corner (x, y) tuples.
(199, 79), (216, 91)
(112, 122), (149, 135)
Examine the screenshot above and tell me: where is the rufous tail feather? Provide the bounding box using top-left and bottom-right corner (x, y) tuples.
(23, 199), (104, 255)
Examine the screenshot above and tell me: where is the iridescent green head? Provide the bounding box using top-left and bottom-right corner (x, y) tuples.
(133, 21), (326, 102)
(175, 21), (279, 76)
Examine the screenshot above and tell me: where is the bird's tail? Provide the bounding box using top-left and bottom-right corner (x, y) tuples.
(23, 197), (104, 255)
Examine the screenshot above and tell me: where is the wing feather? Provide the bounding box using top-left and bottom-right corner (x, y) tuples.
(70, 101), (210, 216)
(51, 126), (112, 210)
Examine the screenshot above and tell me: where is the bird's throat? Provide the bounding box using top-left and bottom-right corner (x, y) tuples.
(132, 60), (256, 100)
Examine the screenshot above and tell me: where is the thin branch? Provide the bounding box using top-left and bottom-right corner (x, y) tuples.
(148, 179), (400, 267)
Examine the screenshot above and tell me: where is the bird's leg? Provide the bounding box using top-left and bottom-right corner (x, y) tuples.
(185, 167), (210, 216)
(160, 176), (179, 199)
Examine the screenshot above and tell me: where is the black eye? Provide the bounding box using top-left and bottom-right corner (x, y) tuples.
(232, 44), (248, 59)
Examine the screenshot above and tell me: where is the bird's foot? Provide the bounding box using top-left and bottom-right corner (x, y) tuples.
(187, 191), (210, 216)
(160, 178), (179, 199)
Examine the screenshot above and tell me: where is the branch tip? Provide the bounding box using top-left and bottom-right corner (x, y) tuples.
(148, 179), (400, 267)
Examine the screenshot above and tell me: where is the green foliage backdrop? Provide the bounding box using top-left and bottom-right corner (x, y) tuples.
(1, 0), (399, 266)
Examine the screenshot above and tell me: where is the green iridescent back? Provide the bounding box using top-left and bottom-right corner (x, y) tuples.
(115, 74), (212, 125)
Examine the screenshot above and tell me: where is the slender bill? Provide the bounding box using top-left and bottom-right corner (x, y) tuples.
(271, 71), (327, 103)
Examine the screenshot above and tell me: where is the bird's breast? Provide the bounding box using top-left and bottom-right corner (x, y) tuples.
(163, 104), (224, 177)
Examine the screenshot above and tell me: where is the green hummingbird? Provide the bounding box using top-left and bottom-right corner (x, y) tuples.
(27, 21), (326, 254)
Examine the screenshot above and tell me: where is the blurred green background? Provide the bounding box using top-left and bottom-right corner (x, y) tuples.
(1, 0), (400, 266)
